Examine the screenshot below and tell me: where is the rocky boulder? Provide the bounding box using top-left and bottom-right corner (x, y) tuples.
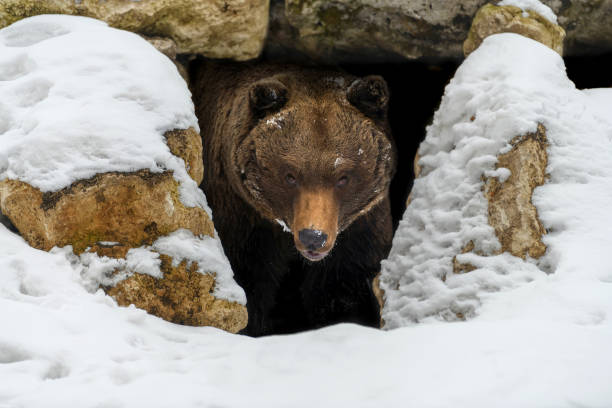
(0, 0), (270, 60)
(266, 0), (612, 62)
(378, 32), (577, 328)
(0, 15), (247, 333)
(463, 3), (565, 56)
(268, 0), (487, 63)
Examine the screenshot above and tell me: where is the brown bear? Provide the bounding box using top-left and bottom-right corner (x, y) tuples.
(190, 61), (396, 336)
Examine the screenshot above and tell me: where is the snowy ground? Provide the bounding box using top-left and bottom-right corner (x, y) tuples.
(1, 13), (612, 408)
(1, 224), (611, 407)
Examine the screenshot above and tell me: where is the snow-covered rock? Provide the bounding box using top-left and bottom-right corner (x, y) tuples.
(380, 33), (612, 328)
(0, 15), (246, 332)
(0, 0), (270, 60)
(463, 2), (565, 56)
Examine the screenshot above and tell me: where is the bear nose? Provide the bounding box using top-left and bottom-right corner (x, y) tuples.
(298, 229), (328, 251)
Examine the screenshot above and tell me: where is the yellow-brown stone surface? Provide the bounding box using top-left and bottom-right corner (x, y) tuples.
(106, 254), (247, 333)
(372, 273), (385, 328)
(165, 128), (204, 185)
(452, 241), (478, 275)
(0, 170), (214, 253)
(406, 152), (422, 207)
(484, 124), (548, 259)
(448, 125), (548, 278)
(463, 4), (565, 57)
(0, 127), (208, 253)
(0, 0), (270, 60)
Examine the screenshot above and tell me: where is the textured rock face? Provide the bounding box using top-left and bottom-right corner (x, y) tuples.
(105, 252), (248, 333)
(463, 4), (565, 56)
(0, 127), (247, 333)
(484, 124), (548, 259)
(0, 129), (210, 253)
(454, 124), (549, 275)
(0, 0), (269, 60)
(556, 0), (612, 55)
(165, 128), (204, 184)
(266, 0), (612, 62)
(272, 0), (486, 62)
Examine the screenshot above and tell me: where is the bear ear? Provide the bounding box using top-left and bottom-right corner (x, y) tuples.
(249, 79), (288, 117)
(347, 75), (389, 117)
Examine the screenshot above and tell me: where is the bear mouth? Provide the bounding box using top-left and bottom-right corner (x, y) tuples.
(301, 249), (329, 262)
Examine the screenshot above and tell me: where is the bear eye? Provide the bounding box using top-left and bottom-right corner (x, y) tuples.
(336, 176), (349, 188)
(285, 173), (297, 186)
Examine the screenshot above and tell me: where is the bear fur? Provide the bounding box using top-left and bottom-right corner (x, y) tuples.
(190, 61), (396, 336)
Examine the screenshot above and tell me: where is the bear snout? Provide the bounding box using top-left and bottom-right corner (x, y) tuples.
(298, 229), (328, 251)
(292, 188), (339, 261)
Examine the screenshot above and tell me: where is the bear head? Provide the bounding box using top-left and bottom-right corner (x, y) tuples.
(231, 69), (396, 261)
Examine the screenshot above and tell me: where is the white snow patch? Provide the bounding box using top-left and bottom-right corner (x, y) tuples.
(484, 167), (512, 182)
(381, 33), (612, 329)
(497, 0), (557, 23)
(0, 15), (208, 212)
(276, 219), (292, 233)
(97, 241), (120, 246)
(265, 114), (283, 129)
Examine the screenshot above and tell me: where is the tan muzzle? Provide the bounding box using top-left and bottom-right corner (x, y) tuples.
(292, 188), (338, 261)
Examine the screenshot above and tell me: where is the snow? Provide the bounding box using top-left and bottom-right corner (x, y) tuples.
(0, 15), (206, 210)
(0, 224), (611, 406)
(1, 17), (612, 407)
(276, 218), (292, 233)
(265, 114), (284, 129)
(497, 0), (557, 24)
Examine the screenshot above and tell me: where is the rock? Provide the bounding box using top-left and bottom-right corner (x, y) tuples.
(372, 273), (385, 328)
(484, 124), (548, 259)
(0, 129), (210, 254)
(0, 128), (248, 332)
(105, 253), (248, 333)
(0, 16), (247, 332)
(556, 0), (612, 56)
(165, 128), (204, 185)
(378, 34), (564, 328)
(0, 207), (17, 233)
(0, 0), (270, 60)
(266, 0), (612, 62)
(269, 0), (488, 63)
(463, 4), (565, 56)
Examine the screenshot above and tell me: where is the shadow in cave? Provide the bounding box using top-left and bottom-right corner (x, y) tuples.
(564, 53), (612, 90)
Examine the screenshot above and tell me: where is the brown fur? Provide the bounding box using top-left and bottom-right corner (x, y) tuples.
(191, 60), (396, 335)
